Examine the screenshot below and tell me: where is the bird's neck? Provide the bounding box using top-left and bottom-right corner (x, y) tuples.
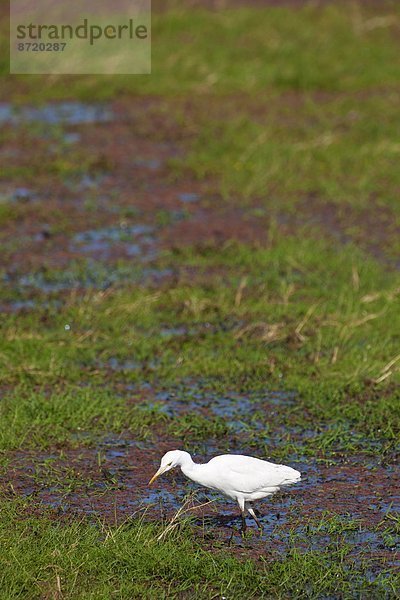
(179, 453), (202, 481)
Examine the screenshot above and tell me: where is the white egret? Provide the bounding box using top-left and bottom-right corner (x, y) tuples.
(149, 450), (301, 532)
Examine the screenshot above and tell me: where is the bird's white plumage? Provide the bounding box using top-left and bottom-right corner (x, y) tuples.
(194, 454), (300, 501)
(149, 449), (301, 531)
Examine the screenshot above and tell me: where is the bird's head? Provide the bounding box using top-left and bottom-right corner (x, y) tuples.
(148, 450), (188, 484)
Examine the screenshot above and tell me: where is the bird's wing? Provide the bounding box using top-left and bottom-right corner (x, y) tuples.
(209, 455), (300, 494)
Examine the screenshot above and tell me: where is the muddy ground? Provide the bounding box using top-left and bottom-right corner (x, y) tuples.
(1, 97), (399, 288)
(4, 426), (399, 564)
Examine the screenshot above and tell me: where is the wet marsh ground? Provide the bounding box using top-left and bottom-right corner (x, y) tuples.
(1, 1), (400, 598)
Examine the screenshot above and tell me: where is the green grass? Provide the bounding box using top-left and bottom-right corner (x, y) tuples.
(0, 499), (397, 599)
(2, 5), (400, 100)
(181, 92), (400, 218)
(2, 240), (400, 398)
(0, 238), (399, 458)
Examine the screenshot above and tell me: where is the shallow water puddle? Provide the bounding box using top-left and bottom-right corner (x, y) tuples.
(133, 158), (163, 170)
(1, 217), (168, 298)
(65, 173), (108, 192)
(63, 132), (81, 144)
(0, 187), (37, 204)
(11, 261), (171, 294)
(0, 102), (113, 126)
(144, 386), (297, 437)
(178, 193), (200, 203)
(152, 394), (265, 433)
(71, 224), (157, 260)
(98, 358), (142, 372)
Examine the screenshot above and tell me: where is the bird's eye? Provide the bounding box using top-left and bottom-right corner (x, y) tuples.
(168, 462), (173, 466)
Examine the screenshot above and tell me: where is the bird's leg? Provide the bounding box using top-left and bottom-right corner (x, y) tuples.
(247, 505), (263, 532)
(237, 498), (247, 536)
(240, 511), (247, 536)
(227, 529), (234, 547)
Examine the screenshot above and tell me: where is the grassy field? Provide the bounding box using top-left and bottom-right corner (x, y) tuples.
(1, 1), (400, 598)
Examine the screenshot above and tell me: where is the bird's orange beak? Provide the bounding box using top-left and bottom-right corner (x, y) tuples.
(148, 465), (166, 485)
